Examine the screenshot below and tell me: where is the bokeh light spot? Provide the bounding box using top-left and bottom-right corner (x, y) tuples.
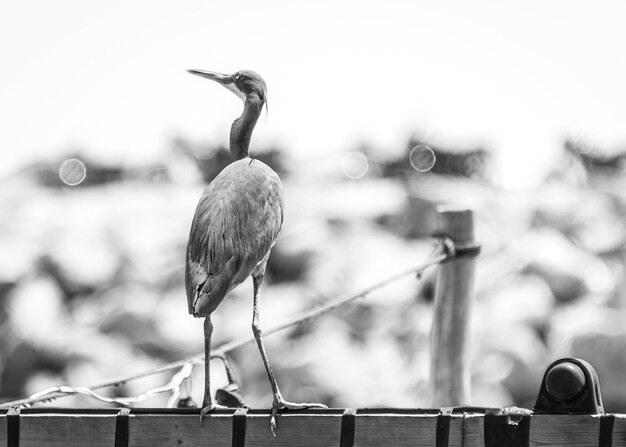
(59, 158), (86, 186)
(409, 145), (436, 172)
(341, 152), (368, 179)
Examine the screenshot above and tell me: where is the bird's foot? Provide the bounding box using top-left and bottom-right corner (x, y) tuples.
(270, 398), (327, 436)
(199, 403), (229, 423)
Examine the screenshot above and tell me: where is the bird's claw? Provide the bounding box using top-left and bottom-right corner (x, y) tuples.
(269, 399), (328, 436)
(270, 411), (278, 437)
(199, 403), (229, 424)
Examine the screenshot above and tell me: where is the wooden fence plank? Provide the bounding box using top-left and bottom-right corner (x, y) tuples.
(530, 415), (599, 446)
(450, 414), (483, 447)
(613, 416), (626, 445)
(129, 414), (232, 447)
(19, 415), (116, 447)
(354, 414), (438, 447)
(0, 414), (6, 446)
(245, 413), (343, 447)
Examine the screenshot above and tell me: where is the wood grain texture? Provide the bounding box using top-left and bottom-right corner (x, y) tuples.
(530, 415), (599, 446)
(129, 414), (232, 447)
(354, 414), (438, 447)
(613, 415), (626, 445)
(245, 413), (342, 447)
(19, 415), (116, 447)
(0, 415), (6, 446)
(450, 414), (484, 446)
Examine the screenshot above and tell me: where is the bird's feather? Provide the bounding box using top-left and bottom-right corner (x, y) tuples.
(185, 158), (284, 316)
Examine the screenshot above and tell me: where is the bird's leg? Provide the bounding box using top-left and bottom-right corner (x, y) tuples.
(200, 317), (227, 420)
(251, 273), (327, 436)
(251, 274), (282, 401)
(201, 316), (213, 414)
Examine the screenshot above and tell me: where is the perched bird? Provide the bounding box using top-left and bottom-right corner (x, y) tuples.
(185, 69), (326, 432)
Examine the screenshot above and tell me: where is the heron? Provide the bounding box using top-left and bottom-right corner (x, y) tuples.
(185, 69), (326, 432)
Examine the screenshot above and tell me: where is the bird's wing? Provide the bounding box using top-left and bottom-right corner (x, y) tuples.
(185, 194), (241, 315)
(228, 187), (284, 286)
(185, 161), (284, 315)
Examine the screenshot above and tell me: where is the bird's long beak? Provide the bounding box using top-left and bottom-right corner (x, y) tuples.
(188, 69), (248, 102)
(187, 69), (231, 84)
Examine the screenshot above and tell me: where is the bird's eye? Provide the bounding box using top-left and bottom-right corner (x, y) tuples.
(234, 73), (241, 81)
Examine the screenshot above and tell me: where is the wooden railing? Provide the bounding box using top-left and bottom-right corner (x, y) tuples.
(0, 407), (623, 446)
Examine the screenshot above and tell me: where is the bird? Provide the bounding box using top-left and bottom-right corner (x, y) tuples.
(185, 69), (326, 433)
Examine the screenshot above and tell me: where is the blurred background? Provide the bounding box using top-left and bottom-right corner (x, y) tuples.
(1, 0), (626, 411)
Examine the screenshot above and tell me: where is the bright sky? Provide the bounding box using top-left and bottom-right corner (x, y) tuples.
(2, 0), (626, 187)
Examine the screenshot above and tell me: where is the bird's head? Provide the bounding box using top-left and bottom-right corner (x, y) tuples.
(188, 69), (267, 105)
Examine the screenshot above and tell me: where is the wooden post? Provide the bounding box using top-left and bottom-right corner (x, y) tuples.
(430, 207), (476, 406)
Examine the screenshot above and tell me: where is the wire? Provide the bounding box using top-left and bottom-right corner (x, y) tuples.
(21, 363), (194, 408)
(0, 239), (451, 409)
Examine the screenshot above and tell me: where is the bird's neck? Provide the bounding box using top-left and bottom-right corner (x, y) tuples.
(230, 95), (263, 160)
